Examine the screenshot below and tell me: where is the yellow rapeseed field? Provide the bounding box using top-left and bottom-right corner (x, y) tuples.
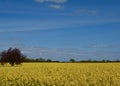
(0, 63), (120, 86)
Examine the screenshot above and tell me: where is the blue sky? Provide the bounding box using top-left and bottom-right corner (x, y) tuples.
(0, 0), (120, 61)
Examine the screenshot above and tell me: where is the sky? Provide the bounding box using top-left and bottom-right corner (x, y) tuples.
(0, 0), (120, 61)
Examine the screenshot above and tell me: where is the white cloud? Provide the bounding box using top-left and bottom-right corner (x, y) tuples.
(35, 0), (67, 3)
(49, 4), (62, 9)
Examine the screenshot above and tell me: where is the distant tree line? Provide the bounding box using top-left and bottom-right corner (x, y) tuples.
(23, 58), (120, 63)
(0, 47), (120, 66)
(70, 58), (120, 63)
(23, 57), (59, 63)
(12, 56), (119, 63)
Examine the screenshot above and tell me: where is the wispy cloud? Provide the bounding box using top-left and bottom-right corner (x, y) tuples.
(0, 20), (74, 32)
(75, 9), (98, 15)
(0, 42), (120, 61)
(35, 0), (67, 3)
(0, 17), (120, 33)
(0, 9), (68, 15)
(35, 0), (67, 9)
(88, 44), (118, 48)
(49, 4), (62, 9)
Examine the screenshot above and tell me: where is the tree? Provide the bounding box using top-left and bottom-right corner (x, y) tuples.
(0, 51), (8, 65)
(0, 47), (26, 66)
(69, 58), (76, 62)
(46, 59), (52, 62)
(35, 58), (46, 62)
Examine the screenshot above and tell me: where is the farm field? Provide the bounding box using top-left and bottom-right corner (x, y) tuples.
(0, 63), (120, 86)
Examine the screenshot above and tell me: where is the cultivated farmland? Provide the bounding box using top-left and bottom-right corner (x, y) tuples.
(0, 63), (120, 86)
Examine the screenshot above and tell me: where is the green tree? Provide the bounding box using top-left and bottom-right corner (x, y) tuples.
(46, 59), (52, 62)
(69, 58), (76, 62)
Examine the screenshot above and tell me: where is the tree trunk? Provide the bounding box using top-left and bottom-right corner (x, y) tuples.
(11, 62), (14, 66)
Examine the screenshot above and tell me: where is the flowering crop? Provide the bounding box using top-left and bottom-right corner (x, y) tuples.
(0, 63), (120, 86)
